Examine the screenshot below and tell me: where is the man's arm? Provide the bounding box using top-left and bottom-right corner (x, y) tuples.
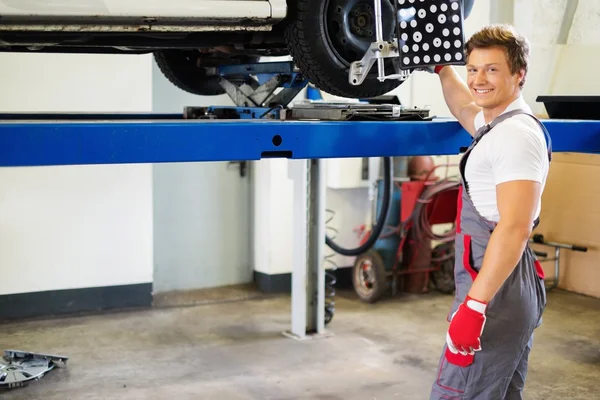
(467, 118), (546, 302)
(437, 66), (481, 137)
(467, 179), (542, 302)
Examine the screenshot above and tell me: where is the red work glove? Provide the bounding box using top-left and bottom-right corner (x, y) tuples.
(417, 65), (446, 74)
(445, 295), (488, 367)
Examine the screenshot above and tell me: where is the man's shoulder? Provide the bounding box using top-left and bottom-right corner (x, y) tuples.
(499, 113), (546, 143)
(478, 113), (544, 151)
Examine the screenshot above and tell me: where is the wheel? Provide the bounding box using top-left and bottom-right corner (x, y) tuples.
(352, 249), (389, 303)
(284, 0), (403, 98)
(430, 242), (456, 294)
(154, 49), (259, 96)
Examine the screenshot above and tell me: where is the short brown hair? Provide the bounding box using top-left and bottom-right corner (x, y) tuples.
(465, 24), (530, 88)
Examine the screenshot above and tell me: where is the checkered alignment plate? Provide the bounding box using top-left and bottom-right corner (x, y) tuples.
(395, 0), (467, 69)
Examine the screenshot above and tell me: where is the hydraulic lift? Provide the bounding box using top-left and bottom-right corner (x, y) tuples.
(1, 86), (599, 342)
(1, 0), (600, 343)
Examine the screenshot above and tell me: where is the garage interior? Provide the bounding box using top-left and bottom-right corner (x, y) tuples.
(1, 1), (599, 400)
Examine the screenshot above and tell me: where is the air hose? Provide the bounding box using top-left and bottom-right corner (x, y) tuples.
(408, 177), (460, 244)
(325, 157), (393, 256)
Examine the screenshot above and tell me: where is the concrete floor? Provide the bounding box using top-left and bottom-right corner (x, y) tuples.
(1, 287), (598, 399)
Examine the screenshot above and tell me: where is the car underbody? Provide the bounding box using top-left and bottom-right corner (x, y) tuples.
(0, 0), (476, 98)
(0, 30), (289, 57)
(0, 13), (288, 56)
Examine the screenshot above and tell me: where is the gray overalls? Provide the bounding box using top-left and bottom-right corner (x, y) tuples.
(430, 109), (552, 400)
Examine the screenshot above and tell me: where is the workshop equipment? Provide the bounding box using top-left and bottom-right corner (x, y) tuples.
(352, 164), (460, 303)
(349, 0), (469, 86)
(530, 233), (588, 290)
(0, 0), (598, 338)
(184, 61), (309, 120)
(0, 350), (68, 390)
(0, 98), (596, 341)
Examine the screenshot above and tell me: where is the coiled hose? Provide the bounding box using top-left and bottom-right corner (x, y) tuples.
(408, 177), (460, 243)
(324, 209), (338, 325)
(325, 157), (393, 256)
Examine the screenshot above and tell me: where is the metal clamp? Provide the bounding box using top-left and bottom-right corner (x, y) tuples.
(348, 0), (410, 85)
(348, 39), (410, 86)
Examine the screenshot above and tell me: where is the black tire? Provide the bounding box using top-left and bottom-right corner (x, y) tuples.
(284, 0), (403, 98)
(154, 49), (226, 96)
(154, 50), (259, 96)
(352, 249), (388, 303)
(430, 242), (456, 294)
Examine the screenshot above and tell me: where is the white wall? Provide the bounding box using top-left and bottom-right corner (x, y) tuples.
(0, 53), (154, 295)
(253, 158), (295, 275)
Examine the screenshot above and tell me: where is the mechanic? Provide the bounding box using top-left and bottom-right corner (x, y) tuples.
(424, 24), (551, 399)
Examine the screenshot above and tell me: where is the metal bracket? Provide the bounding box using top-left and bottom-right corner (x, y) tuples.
(349, 39), (411, 86)
(350, 0), (469, 85)
(220, 75), (283, 108)
(349, 0), (411, 85)
(217, 61), (309, 110)
(189, 61), (310, 120)
(227, 161), (247, 177)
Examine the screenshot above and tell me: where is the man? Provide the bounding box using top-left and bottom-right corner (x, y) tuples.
(425, 24), (551, 399)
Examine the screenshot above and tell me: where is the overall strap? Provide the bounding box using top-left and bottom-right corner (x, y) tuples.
(458, 111), (521, 186)
(472, 109), (553, 162)
(459, 108), (553, 231)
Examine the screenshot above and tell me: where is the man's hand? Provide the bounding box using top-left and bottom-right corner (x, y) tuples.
(417, 65), (447, 74)
(445, 295), (488, 366)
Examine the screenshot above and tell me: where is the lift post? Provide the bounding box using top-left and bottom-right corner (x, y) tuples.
(285, 159), (328, 340)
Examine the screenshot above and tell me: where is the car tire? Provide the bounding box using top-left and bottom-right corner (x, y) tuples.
(284, 0), (403, 99)
(154, 49), (226, 96)
(154, 50), (259, 96)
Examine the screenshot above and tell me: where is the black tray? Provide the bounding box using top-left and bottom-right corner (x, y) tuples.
(536, 95), (600, 120)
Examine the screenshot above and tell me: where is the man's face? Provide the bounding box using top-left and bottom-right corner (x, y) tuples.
(466, 46), (524, 110)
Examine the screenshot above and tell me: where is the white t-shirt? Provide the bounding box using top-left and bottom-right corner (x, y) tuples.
(465, 97), (549, 222)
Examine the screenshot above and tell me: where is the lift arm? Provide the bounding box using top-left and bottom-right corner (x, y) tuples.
(0, 118), (598, 167)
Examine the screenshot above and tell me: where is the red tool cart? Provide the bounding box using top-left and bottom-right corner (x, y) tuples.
(352, 165), (460, 303)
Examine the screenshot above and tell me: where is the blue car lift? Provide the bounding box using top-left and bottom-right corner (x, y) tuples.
(1, 58), (599, 341)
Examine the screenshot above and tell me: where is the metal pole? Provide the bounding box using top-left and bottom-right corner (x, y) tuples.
(307, 158), (326, 334)
(553, 247), (560, 290)
(288, 159), (308, 339)
(286, 159), (326, 339)
(373, 0), (385, 80)
(374, 0), (384, 43)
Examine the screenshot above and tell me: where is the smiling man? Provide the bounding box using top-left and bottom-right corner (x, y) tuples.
(426, 25), (551, 399)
